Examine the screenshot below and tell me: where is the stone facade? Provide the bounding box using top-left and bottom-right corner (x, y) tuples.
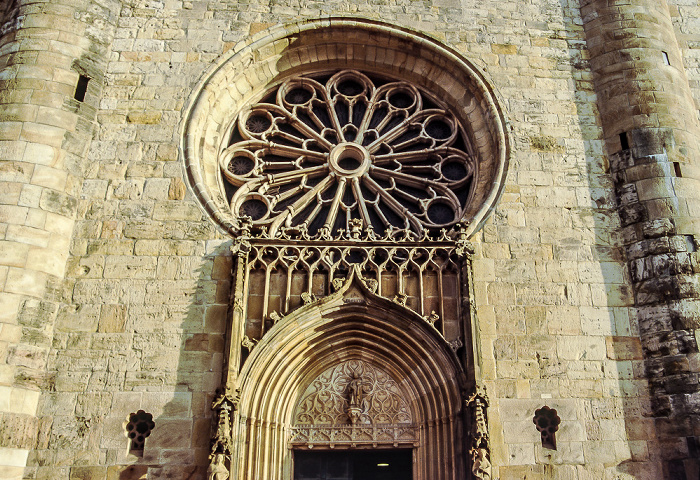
(0, 0), (698, 479)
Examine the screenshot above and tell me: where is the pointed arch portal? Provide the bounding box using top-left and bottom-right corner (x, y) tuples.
(233, 273), (468, 480)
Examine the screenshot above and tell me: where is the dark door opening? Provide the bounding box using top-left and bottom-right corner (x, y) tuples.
(294, 449), (413, 480)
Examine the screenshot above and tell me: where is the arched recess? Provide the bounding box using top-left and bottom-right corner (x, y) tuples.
(180, 17), (510, 238)
(231, 276), (469, 480)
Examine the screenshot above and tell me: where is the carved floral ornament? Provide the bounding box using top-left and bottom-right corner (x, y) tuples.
(220, 70), (477, 241)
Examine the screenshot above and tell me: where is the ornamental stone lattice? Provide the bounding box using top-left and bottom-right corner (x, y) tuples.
(219, 69), (476, 240)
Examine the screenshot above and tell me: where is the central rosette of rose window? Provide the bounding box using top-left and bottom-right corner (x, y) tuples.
(220, 70), (476, 239)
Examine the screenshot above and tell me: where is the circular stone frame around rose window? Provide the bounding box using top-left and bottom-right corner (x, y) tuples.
(180, 18), (511, 240)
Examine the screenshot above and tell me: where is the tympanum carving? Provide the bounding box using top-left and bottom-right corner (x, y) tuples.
(289, 360), (417, 447)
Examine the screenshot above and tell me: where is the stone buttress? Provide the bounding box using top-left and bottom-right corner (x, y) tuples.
(0, 1), (118, 477)
(581, 1), (700, 477)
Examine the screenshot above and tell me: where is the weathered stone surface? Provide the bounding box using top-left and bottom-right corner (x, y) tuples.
(0, 0), (698, 478)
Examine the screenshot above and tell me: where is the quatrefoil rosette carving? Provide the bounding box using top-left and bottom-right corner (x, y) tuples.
(220, 70), (476, 239)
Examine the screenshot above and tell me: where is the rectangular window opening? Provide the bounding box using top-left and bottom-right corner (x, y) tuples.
(74, 75), (90, 102)
(674, 162), (682, 178)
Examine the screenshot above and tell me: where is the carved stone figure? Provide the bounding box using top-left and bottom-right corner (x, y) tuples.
(425, 311), (439, 326)
(332, 277), (346, 292)
(301, 291), (316, 305)
(471, 447), (491, 480)
(393, 293), (408, 306)
(350, 218), (364, 240)
(241, 335), (257, 350)
(449, 337), (463, 352)
(361, 276), (378, 293)
(348, 374), (362, 407)
(467, 386), (491, 480)
(207, 453), (229, 480)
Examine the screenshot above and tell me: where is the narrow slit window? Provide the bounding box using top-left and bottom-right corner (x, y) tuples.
(74, 75), (90, 102)
(674, 162), (682, 178)
(662, 51), (671, 66)
(619, 132), (629, 151)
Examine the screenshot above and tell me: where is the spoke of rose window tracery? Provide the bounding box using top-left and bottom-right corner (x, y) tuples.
(220, 70), (476, 239)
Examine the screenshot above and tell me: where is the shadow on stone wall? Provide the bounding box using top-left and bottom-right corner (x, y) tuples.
(553, 0), (659, 478)
(117, 238), (233, 479)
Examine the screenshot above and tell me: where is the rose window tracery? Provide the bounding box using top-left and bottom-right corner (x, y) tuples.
(220, 70), (477, 240)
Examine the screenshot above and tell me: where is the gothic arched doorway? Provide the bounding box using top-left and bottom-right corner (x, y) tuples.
(228, 273), (469, 480)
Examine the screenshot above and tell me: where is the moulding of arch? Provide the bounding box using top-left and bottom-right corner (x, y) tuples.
(207, 218), (485, 478)
(218, 292), (471, 479)
(180, 17), (510, 240)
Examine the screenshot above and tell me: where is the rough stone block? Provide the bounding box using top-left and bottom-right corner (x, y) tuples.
(145, 419), (192, 449)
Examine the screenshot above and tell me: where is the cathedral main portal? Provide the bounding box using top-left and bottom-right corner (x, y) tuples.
(185, 21), (509, 478)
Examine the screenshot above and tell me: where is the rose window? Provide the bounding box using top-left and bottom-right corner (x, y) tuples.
(220, 70), (476, 239)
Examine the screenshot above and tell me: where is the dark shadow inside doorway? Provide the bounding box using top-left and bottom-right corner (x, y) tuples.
(294, 448), (413, 480)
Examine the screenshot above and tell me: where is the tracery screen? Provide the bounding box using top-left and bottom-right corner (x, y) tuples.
(220, 70), (476, 241)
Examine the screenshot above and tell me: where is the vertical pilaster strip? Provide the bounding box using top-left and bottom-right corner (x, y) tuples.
(0, 1), (118, 477)
(581, 0), (700, 477)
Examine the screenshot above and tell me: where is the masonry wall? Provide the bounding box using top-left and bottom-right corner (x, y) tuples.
(0, 1), (118, 477)
(668, 0), (700, 118)
(0, 0), (693, 478)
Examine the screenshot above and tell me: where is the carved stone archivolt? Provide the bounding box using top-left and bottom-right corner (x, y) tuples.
(290, 360), (417, 447)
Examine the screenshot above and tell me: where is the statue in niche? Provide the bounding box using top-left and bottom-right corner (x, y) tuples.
(471, 447), (491, 480)
(348, 374), (363, 407)
(207, 453), (229, 480)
